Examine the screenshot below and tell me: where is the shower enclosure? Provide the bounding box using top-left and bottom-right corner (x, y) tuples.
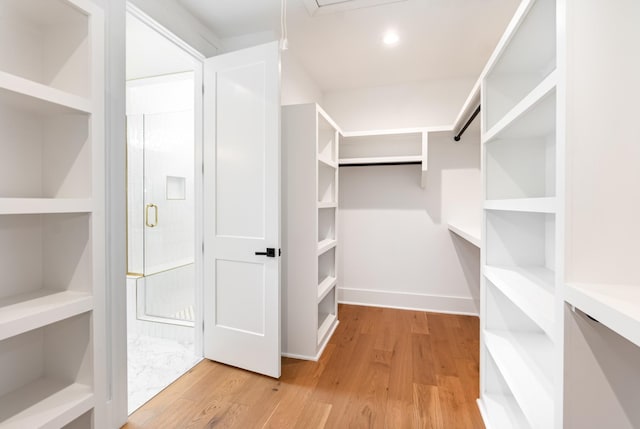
(127, 72), (196, 327)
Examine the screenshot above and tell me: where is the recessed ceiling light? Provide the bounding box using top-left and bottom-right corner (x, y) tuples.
(383, 30), (400, 46)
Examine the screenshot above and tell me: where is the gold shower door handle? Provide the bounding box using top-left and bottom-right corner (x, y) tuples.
(145, 203), (158, 228)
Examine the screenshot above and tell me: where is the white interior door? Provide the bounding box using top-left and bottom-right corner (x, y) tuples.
(203, 41), (281, 378)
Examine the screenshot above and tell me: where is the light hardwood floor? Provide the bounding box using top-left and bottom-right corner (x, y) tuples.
(123, 304), (484, 428)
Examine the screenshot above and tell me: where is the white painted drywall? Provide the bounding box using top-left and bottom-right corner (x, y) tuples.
(281, 50), (323, 106)
(323, 78), (474, 130)
(129, 0), (220, 56)
(325, 78), (482, 314)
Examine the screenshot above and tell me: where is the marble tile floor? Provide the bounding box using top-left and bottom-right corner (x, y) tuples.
(128, 331), (202, 414)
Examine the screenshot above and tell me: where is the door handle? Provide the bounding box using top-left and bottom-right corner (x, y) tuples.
(255, 248), (278, 257)
(145, 203), (158, 228)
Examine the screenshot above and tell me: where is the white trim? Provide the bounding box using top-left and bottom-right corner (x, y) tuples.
(126, 3), (206, 62)
(338, 287), (479, 316)
(111, 4), (206, 423)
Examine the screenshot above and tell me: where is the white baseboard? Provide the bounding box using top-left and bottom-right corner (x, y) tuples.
(337, 287), (479, 316)
(282, 319), (340, 362)
(281, 352), (317, 361)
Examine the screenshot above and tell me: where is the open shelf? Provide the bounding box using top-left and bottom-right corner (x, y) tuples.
(318, 157), (337, 169)
(484, 330), (554, 429)
(485, 71), (556, 143)
(317, 276), (337, 302)
(0, 313), (93, 426)
(340, 130), (422, 161)
(339, 155), (422, 166)
(481, 352), (531, 429)
(0, 105), (92, 199)
(566, 283), (640, 348)
(0, 290), (92, 342)
(484, 0), (556, 130)
(318, 162), (337, 205)
(0, 214), (93, 302)
(317, 238), (337, 256)
(317, 110), (338, 164)
(448, 223), (481, 247)
(486, 211), (556, 271)
(484, 197), (556, 213)
(317, 288), (337, 345)
(485, 265), (554, 337)
(0, 198), (93, 215)
(0, 379), (93, 429)
(0, 0), (91, 99)
(481, 394), (530, 429)
(0, 72), (92, 115)
(318, 207), (336, 243)
(317, 202), (337, 209)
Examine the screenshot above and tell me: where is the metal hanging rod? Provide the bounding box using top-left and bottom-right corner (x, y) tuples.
(339, 161), (421, 167)
(454, 105), (481, 142)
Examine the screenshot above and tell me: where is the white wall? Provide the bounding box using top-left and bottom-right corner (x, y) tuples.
(325, 78), (482, 315)
(323, 78), (474, 131)
(281, 50), (323, 106)
(130, 0), (220, 57)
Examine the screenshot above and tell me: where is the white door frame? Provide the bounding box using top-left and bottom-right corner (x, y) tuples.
(111, 3), (206, 423)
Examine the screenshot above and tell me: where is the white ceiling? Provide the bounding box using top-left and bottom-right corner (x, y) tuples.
(177, 0), (520, 91)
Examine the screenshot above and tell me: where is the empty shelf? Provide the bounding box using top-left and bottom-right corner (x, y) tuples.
(0, 71), (92, 115)
(484, 197), (556, 213)
(0, 290), (93, 341)
(0, 198), (93, 215)
(484, 330), (554, 429)
(484, 265), (555, 337)
(448, 223), (481, 247)
(339, 155), (422, 166)
(566, 282), (640, 348)
(318, 276), (337, 302)
(0, 378), (93, 429)
(317, 239), (337, 255)
(480, 393), (530, 429)
(484, 70), (557, 143)
(317, 313), (337, 345)
(317, 202), (337, 209)
(318, 157), (337, 169)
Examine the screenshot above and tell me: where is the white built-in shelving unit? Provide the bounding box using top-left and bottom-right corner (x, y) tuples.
(479, 1), (640, 428)
(339, 126), (452, 188)
(282, 104), (340, 360)
(0, 0), (105, 427)
(478, 0), (560, 427)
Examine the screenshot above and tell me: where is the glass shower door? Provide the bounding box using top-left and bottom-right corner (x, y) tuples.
(139, 109), (196, 324)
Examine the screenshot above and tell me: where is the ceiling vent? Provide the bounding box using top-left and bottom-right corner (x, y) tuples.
(302, 0), (408, 16)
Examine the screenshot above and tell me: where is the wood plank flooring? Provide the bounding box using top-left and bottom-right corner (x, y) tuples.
(123, 304), (483, 429)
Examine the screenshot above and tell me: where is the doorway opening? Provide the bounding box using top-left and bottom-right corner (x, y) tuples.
(125, 7), (203, 414)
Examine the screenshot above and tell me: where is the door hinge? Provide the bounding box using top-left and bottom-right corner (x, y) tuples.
(202, 242), (205, 253)
(202, 84), (205, 95)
